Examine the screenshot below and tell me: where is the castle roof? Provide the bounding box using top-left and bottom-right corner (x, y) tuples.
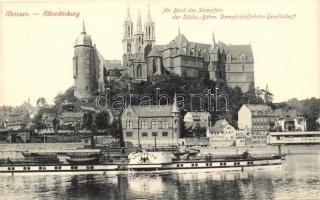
(147, 47), (161, 57)
(218, 42), (254, 62)
(104, 60), (123, 70)
(75, 21), (93, 47)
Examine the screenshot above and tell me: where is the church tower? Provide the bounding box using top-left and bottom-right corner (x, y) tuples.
(73, 21), (96, 99)
(133, 10), (144, 54)
(144, 3), (155, 47)
(122, 7), (134, 55)
(209, 31), (220, 81)
(172, 93), (181, 140)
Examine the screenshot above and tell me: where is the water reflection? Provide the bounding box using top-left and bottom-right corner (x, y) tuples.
(0, 154), (319, 200)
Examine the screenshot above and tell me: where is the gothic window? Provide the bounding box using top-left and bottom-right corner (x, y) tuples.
(227, 54), (231, 63)
(227, 65), (230, 72)
(240, 54), (246, 62)
(242, 64), (245, 71)
(73, 57), (78, 77)
(137, 64), (142, 78)
(152, 59), (156, 73)
(85, 67), (90, 75)
(127, 44), (131, 53)
(86, 86), (89, 91)
(138, 46), (141, 53)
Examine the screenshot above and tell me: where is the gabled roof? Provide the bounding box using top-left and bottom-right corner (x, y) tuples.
(208, 119), (232, 133)
(128, 105), (175, 117)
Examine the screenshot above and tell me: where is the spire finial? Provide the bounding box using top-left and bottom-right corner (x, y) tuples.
(172, 92), (179, 113)
(136, 9), (142, 32)
(125, 2), (131, 21)
(147, 0), (152, 21)
(82, 19), (86, 34)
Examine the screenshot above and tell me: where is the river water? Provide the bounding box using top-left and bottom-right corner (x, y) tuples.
(0, 154), (319, 200)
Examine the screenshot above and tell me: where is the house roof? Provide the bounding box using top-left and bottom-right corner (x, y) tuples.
(273, 109), (302, 119)
(130, 105), (175, 117)
(186, 112), (210, 120)
(244, 104), (272, 111)
(60, 112), (84, 119)
(208, 119), (231, 133)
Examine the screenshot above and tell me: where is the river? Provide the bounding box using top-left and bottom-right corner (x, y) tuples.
(0, 154), (319, 200)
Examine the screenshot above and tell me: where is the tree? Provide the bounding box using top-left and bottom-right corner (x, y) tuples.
(36, 97), (47, 108)
(95, 112), (110, 130)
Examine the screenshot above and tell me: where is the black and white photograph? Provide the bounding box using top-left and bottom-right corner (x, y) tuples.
(0, 0), (319, 199)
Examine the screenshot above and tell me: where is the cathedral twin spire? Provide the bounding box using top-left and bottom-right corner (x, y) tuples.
(124, 5), (155, 40)
(123, 4), (155, 54)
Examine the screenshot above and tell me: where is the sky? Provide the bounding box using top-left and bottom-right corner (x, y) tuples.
(0, 0), (319, 106)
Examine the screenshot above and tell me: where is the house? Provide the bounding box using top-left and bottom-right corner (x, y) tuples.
(316, 116), (320, 131)
(206, 119), (236, 146)
(183, 111), (211, 137)
(59, 112), (84, 128)
(235, 128), (250, 146)
(4, 112), (30, 131)
(273, 109), (307, 132)
(121, 96), (180, 147)
(238, 104), (273, 144)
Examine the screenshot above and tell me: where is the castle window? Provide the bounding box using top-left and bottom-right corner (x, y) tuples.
(227, 54), (231, 63)
(127, 44), (131, 54)
(137, 64), (142, 78)
(86, 86), (89, 91)
(152, 132), (157, 137)
(227, 65), (230, 72)
(73, 57), (78, 77)
(240, 54), (246, 62)
(242, 64), (245, 71)
(142, 132), (148, 137)
(85, 67), (90, 74)
(152, 59), (157, 73)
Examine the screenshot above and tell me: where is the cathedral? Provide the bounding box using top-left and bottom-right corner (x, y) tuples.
(73, 6), (255, 99)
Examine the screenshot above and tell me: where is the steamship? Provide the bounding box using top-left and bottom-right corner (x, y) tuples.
(0, 149), (283, 175)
